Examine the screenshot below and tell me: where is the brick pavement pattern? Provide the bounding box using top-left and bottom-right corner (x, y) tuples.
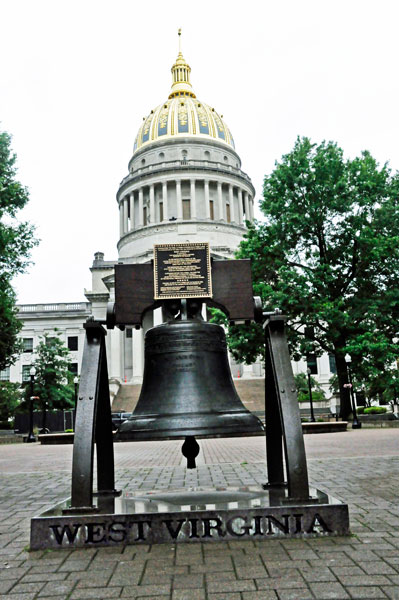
(1, 430), (399, 599)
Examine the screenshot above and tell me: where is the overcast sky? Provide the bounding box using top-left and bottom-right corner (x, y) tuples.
(2, 0), (399, 304)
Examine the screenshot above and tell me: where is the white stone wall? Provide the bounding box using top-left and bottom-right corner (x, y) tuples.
(9, 304), (91, 384)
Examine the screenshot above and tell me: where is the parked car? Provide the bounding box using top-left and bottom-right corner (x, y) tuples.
(111, 412), (132, 431)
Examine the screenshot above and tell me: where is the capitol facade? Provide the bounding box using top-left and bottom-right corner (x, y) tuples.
(4, 37), (336, 407)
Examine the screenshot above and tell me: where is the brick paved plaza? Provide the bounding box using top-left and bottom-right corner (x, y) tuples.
(1, 429), (399, 599)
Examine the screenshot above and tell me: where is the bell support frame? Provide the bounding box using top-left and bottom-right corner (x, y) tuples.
(68, 261), (312, 510)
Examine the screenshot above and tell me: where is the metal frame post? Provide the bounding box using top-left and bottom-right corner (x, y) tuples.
(67, 320), (117, 512)
(264, 315), (311, 502)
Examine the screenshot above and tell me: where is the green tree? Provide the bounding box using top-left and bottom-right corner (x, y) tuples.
(230, 137), (399, 418)
(32, 331), (74, 410)
(0, 381), (22, 428)
(0, 130), (38, 370)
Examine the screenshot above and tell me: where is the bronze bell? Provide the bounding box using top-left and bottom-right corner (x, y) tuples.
(117, 319), (264, 441)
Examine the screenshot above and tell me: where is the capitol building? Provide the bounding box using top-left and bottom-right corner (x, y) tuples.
(4, 37), (335, 405)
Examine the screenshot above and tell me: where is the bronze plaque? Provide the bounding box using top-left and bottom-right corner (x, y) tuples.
(154, 242), (212, 300)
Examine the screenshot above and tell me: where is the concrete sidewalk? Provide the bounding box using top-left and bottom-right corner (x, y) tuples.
(1, 430), (399, 599)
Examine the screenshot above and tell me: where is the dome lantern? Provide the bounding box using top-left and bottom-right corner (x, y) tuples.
(169, 29), (196, 99)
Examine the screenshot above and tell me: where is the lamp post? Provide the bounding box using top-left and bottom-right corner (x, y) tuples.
(345, 354), (361, 429)
(73, 376), (79, 429)
(307, 367), (316, 422)
(26, 366), (37, 443)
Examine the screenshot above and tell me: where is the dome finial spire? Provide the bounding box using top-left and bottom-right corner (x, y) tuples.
(178, 28), (182, 55)
(169, 29), (195, 98)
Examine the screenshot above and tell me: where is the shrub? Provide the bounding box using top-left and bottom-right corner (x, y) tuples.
(298, 391), (326, 403)
(356, 406), (365, 414)
(364, 406), (387, 414)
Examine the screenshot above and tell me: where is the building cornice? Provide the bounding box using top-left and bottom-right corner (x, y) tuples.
(117, 219), (246, 252)
(129, 136), (241, 166)
(84, 291), (110, 303)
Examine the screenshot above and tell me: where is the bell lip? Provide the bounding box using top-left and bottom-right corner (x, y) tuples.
(115, 428), (265, 442)
(116, 411), (265, 441)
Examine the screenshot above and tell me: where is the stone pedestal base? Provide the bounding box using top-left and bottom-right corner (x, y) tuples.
(31, 485), (349, 549)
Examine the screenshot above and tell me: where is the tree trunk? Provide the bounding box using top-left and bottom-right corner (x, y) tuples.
(334, 351), (351, 419)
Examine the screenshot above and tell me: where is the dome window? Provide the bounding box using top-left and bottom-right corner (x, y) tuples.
(224, 156), (228, 163)
(159, 152), (165, 160)
(141, 159), (146, 166)
(204, 151), (210, 160)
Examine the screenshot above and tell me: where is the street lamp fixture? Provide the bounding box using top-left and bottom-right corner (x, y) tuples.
(307, 367), (316, 423)
(25, 366), (37, 443)
(345, 354), (362, 429)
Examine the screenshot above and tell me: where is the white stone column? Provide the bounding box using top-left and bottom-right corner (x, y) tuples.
(244, 192), (250, 221)
(238, 189), (244, 224)
(162, 181), (168, 221)
(121, 198), (125, 235)
(204, 179), (210, 219)
(229, 184), (235, 222)
(138, 188), (144, 227)
(176, 180), (183, 220)
(130, 192), (134, 230)
(121, 198), (126, 234)
(132, 328), (144, 382)
(125, 197), (130, 232)
(121, 200), (125, 235)
(153, 306), (163, 326)
(217, 181), (223, 221)
(249, 196), (254, 221)
(149, 184), (155, 224)
(110, 327), (123, 380)
(190, 179), (196, 219)
(119, 202), (124, 236)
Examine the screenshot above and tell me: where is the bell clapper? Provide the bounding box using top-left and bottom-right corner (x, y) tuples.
(182, 436), (200, 469)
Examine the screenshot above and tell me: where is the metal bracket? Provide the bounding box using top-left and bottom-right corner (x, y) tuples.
(65, 320), (117, 512)
(264, 314), (311, 502)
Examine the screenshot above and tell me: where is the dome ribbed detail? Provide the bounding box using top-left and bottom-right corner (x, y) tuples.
(133, 96), (235, 154)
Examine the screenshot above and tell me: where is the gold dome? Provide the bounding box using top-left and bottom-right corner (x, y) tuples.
(133, 31), (235, 154)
